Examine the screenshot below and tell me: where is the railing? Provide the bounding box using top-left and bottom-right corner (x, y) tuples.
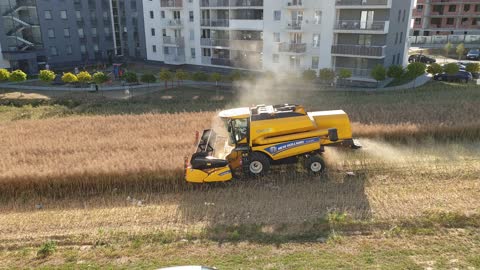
(335, 67), (372, 78)
(200, 0), (263, 7)
(201, 19), (229, 27)
(278, 43), (307, 53)
(163, 36), (185, 46)
(409, 34), (480, 45)
(202, 56), (212, 65)
(286, 0), (303, 7)
(336, 0), (389, 6)
(160, 0), (183, 8)
(286, 20), (302, 30)
(201, 38), (230, 47)
(167, 19), (183, 27)
(331, 44), (386, 57)
(165, 53), (186, 63)
(334, 20), (387, 31)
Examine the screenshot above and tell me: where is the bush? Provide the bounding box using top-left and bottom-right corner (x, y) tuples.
(175, 69), (189, 83)
(159, 68), (173, 87)
(0, 69), (11, 81)
(443, 63), (459, 75)
(228, 70), (243, 81)
(122, 72), (138, 83)
(426, 63), (443, 75)
(93, 72), (109, 84)
(370, 65), (386, 82)
(338, 69), (352, 80)
(192, 71), (209, 81)
(466, 63), (480, 74)
(387, 65), (404, 79)
(62, 72), (78, 84)
(318, 68), (335, 83)
(210, 72), (222, 84)
(140, 73), (156, 84)
(39, 70), (56, 82)
(302, 69), (317, 81)
(9, 70), (27, 82)
(37, 241), (57, 258)
(406, 62), (427, 79)
(77, 71), (92, 84)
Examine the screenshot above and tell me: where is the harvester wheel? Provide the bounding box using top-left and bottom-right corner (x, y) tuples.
(305, 155), (326, 174)
(248, 152), (270, 177)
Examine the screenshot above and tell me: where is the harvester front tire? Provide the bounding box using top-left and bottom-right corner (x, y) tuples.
(248, 152), (270, 177)
(305, 155), (326, 175)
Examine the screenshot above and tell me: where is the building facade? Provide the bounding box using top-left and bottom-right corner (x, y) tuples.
(143, 0), (413, 80)
(410, 0), (480, 48)
(0, 0), (147, 74)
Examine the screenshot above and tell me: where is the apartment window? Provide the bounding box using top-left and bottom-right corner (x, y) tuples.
(464, 4), (470, 12)
(446, 18), (455, 25)
(104, 27), (110, 35)
(44, 10), (52, 19)
(150, 11), (154, 19)
(152, 45), (157, 52)
(395, 32), (398, 44)
(103, 11), (109, 19)
(48, 28), (55, 38)
(191, 48), (196, 58)
(397, 10), (401, 22)
(50, 46), (58, 56)
(448, 5), (456, 12)
(75, 11), (81, 20)
(80, 45), (86, 53)
(397, 53), (401, 65)
(190, 30), (194, 40)
(162, 29), (167, 36)
(415, 18), (421, 25)
(131, 0), (137, 11)
(311, 56), (319, 69)
(402, 10), (406, 22)
(161, 11), (165, 18)
(274, 11), (281, 21)
(78, 28), (84, 38)
(202, 48), (211, 57)
(66, 45), (73, 55)
(164, 47), (169, 54)
(399, 32), (403, 43)
(64, 28), (70, 37)
(91, 27), (97, 37)
(272, 54), (279, 63)
(314, 11), (322, 24)
(60, 10), (67, 19)
(151, 28), (156, 36)
(392, 55), (396, 66)
(312, 34), (320, 47)
(476, 4), (480, 12)
(358, 35), (372, 46)
(93, 44), (99, 52)
(416, 5), (423, 11)
(189, 11), (194, 22)
(273, 33), (280, 42)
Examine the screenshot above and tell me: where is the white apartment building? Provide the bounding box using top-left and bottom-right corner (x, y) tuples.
(143, 0), (413, 81)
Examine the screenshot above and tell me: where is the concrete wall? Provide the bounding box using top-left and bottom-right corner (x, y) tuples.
(0, 42), (11, 69)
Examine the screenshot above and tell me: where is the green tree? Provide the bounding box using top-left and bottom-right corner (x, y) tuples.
(338, 69), (352, 80)
(140, 73), (156, 85)
(175, 69), (188, 85)
(406, 62), (427, 88)
(465, 63), (480, 74)
(77, 71), (92, 84)
(387, 65), (404, 79)
(210, 72), (222, 86)
(301, 69), (317, 81)
(370, 65), (386, 86)
(9, 70), (27, 82)
(426, 63), (443, 75)
(444, 42), (452, 60)
(61, 72), (78, 84)
(456, 43), (466, 60)
(443, 62), (459, 75)
(93, 72), (109, 85)
(0, 69), (11, 82)
(39, 70), (56, 83)
(159, 68), (173, 88)
(318, 68), (335, 84)
(122, 72), (138, 83)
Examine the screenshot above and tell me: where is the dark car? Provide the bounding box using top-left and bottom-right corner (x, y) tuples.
(433, 71), (473, 83)
(466, 49), (480, 61)
(408, 54), (436, 64)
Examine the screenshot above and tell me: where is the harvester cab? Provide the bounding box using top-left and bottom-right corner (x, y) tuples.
(185, 104), (361, 183)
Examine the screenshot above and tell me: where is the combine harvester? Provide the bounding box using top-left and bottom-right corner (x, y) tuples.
(185, 104), (361, 183)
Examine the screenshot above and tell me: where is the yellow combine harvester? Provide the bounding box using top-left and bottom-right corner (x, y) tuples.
(185, 104), (361, 183)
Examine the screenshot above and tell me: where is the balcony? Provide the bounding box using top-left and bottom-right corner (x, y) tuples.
(163, 36), (185, 47)
(278, 42), (307, 53)
(164, 53), (186, 65)
(286, 0), (303, 8)
(335, 67), (373, 78)
(201, 19), (229, 27)
(334, 20), (389, 34)
(331, 44), (386, 58)
(160, 0), (183, 8)
(201, 38), (230, 47)
(286, 20), (303, 31)
(166, 19), (183, 27)
(335, 0), (391, 8)
(200, 0), (263, 8)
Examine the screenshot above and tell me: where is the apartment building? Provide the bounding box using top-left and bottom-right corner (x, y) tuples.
(410, 0), (480, 48)
(0, 0), (146, 74)
(143, 0), (413, 81)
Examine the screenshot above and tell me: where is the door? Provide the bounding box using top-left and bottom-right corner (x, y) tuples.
(360, 11), (374, 29)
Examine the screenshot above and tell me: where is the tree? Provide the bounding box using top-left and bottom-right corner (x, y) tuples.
(175, 69), (188, 86)
(159, 68), (173, 88)
(0, 69), (11, 82)
(456, 43), (466, 60)
(370, 65), (386, 86)
(444, 41), (452, 60)
(318, 68), (335, 84)
(9, 70), (27, 82)
(210, 72), (222, 86)
(39, 70), (56, 83)
(338, 69), (352, 80)
(76, 71), (92, 84)
(406, 62), (427, 88)
(122, 72), (138, 83)
(387, 65), (404, 79)
(302, 69), (317, 81)
(443, 62), (459, 75)
(466, 63), (480, 74)
(426, 63), (443, 75)
(93, 72), (109, 85)
(61, 72), (78, 84)
(228, 70), (243, 81)
(140, 73), (156, 85)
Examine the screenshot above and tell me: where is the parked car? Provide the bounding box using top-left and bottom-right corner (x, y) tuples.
(466, 49), (480, 60)
(408, 54), (436, 64)
(433, 70), (473, 83)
